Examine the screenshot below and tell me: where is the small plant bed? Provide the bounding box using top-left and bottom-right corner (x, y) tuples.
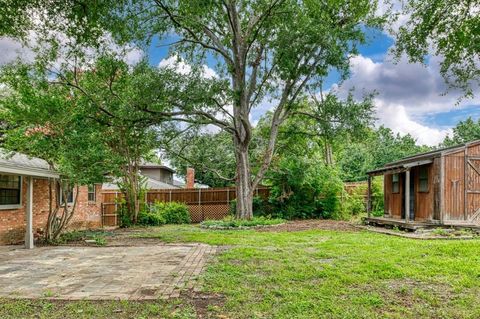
(200, 217), (285, 229)
(50, 230), (114, 246)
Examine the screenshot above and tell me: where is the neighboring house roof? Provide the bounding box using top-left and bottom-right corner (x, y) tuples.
(173, 178), (209, 189)
(139, 160), (175, 173)
(0, 149), (59, 178)
(102, 176), (180, 190)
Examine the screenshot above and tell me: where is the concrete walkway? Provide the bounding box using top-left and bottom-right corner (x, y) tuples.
(0, 243), (216, 300)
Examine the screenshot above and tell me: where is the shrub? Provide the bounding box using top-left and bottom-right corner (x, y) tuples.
(267, 159), (344, 220)
(341, 178), (384, 218)
(150, 201), (191, 224)
(137, 210), (166, 226)
(201, 216), (285, 228)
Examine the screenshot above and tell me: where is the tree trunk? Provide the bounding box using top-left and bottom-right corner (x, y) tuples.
(324, 142), (334, 166)
(234, 138), (254, 220)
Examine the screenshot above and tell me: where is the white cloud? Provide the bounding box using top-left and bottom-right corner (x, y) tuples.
(158, 54), (217, 79)
(333, 53), (478, 146)
(376, 101), (452, 146)
(0, 37), (35, 65)
(0, 31), (144, 69)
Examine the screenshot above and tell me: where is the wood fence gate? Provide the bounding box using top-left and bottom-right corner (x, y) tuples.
(102, 187), (270, 226)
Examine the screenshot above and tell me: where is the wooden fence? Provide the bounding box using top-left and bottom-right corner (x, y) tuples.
(102, 187), (270, 226)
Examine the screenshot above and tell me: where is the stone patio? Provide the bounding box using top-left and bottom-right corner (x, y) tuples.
(0, 243), (216, 300)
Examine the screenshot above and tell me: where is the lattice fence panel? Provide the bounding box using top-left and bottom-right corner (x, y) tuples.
(102, 187), (270, 226)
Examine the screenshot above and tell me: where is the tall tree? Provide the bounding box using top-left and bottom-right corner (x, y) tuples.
(0, 56), (167, 226)
(0, 66), (111, 239)
(149, 1), (382, 219)
(394, 0), (479, 98)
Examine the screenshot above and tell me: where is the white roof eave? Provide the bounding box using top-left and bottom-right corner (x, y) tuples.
(0, 163), (60, 179)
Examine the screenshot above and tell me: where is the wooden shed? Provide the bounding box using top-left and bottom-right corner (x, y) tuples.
(365, 140), (480, 229)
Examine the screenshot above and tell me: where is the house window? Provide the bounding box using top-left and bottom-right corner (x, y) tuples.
(59, 183), (74, 205)
(392, 174), (399, 193)
(0, 175), (21, 207)
(88, 184), (96, 202)
(419, 167), (429, 192)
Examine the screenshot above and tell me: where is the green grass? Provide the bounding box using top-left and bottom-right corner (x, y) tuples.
(138, 224), (480, 318)
(200, 216), (285, 228)
(0, 299), (196, 319)
(3, 224), (480, 318)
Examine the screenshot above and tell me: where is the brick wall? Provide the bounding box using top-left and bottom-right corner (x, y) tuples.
(0, 178), (102, 245)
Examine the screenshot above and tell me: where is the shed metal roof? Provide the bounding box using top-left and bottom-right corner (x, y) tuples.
(367, 139), (480, 176)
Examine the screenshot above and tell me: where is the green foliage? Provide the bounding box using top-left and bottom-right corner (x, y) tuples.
(165, 131), (236, 188)
(201, 216), (285, 229)
(338, 126), (431, 181)
(341, 178), (384, 218)
(442, 117), (480, 147)
(370, 178), (385, 216)
(92, 235), (107, 246)
(115, 198), (132, 228)
(394, 0), (479, 98)
(137, 211), (166, 227)
(0, 56), (170, 227)
(293, 92), (375, 165)
(149, 201), (191, 225)
(267, 156), (344, 220)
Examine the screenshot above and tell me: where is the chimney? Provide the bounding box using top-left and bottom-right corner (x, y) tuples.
(186, 168), (195, 188)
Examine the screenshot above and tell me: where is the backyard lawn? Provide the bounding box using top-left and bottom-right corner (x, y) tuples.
(2, 222), (480, 318)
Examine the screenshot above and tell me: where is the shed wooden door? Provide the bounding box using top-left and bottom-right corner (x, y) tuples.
(466, 157), (480, 222)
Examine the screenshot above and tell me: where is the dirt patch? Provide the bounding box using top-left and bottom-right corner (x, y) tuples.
(358, 225), (480, 240)
(181, 289), (226, 319)
(256, 219), (358, 232)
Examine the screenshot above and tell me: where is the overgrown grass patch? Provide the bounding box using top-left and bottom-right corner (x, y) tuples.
(0, 299), (196, 319)
(139, 224), (480, 318)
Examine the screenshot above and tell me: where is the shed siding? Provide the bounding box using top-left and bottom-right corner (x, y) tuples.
(465, 143), (480, 222)
(385, 173), (403, 218)
(444, 151), (465, 220)
(433, 157), (441, 220)
(412, 164), (434, 221)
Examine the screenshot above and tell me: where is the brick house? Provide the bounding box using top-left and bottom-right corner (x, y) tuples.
(0, 151), (193, 248)
(0, 151), (103, 248)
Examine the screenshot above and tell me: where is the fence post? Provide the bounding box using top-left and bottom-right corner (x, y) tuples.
(226, 188), (229, 203)
(367, 176), (372, 218)
(199, 188), (203, 221)
(169, 189), (172, 202)
(144, 191), (148, 211)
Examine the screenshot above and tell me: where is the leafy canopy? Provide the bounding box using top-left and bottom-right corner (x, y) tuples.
(394, 0), (479, 98)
